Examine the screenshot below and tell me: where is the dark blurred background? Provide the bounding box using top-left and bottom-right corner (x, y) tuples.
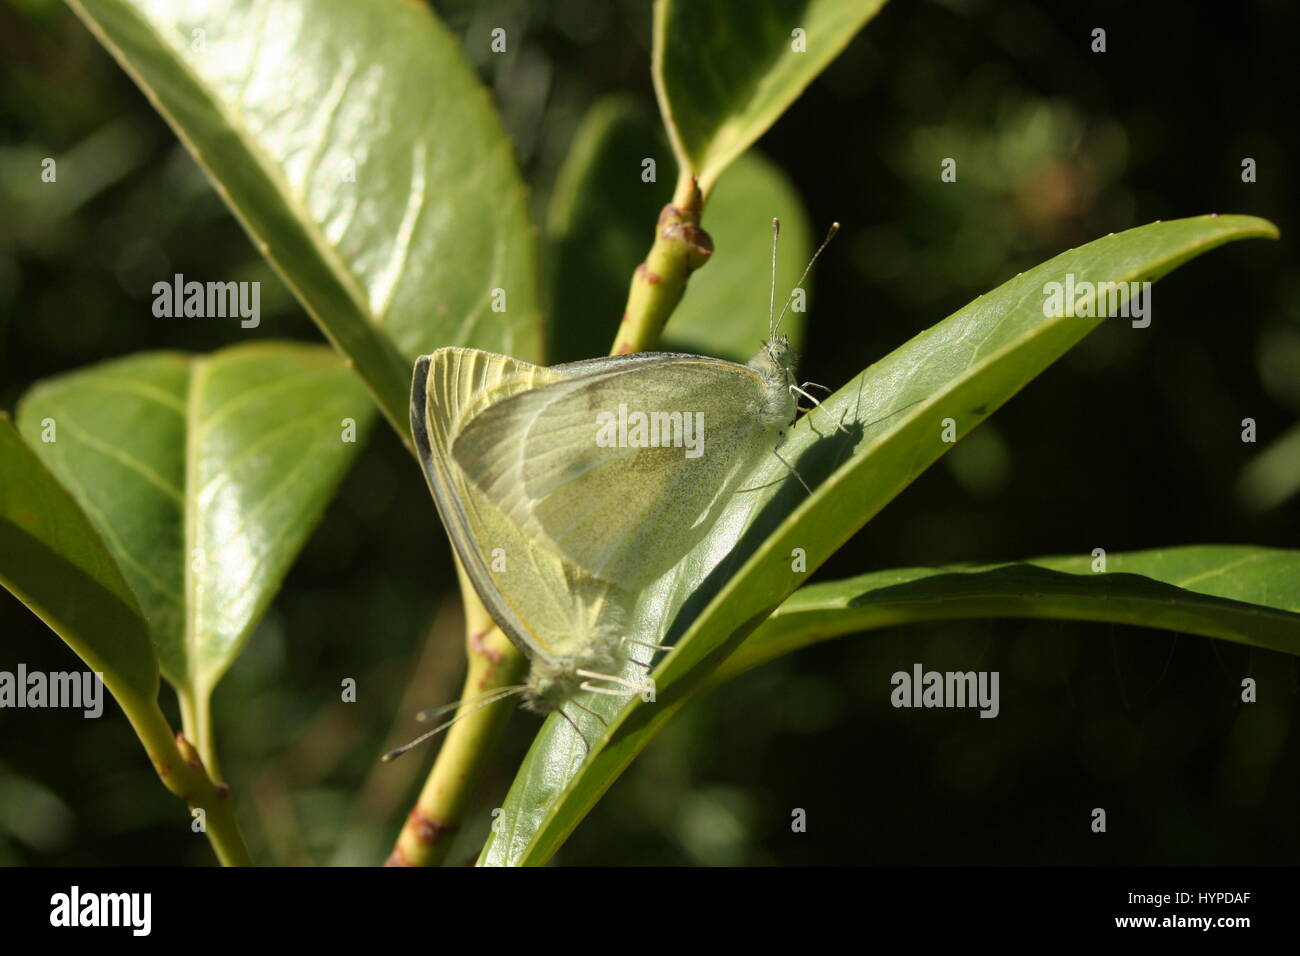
(1, 0), (1297, 865)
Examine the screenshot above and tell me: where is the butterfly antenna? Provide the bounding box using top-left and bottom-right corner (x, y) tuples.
(774, 221), (841, 334)
(768, 217), (781, 339)
(382, 685), (526, 762)
(414, 683), (528, 722)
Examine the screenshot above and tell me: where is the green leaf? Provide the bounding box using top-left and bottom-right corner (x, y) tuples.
(0, 416), (158, 706)
(653, 0), (888, 196)
(0, 418), (254, 866)
(547, 96), (813, 364)
(715, 546), (1300, 686)
(69, 0), (543, 443)
(479, 214), (1279, 866)
(19, 353), (189, 680)
(16, 343), (373, 764)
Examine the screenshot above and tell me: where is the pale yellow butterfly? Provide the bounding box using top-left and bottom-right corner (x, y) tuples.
(385, 221), (838, 759)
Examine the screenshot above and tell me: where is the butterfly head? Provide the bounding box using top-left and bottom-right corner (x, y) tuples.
(522, 632), (622, 714)
(523, 659), (583, 714)
(751, 333), (798, 386)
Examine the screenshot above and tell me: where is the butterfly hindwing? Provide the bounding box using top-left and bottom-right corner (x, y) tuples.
(414, 348), (630, 661)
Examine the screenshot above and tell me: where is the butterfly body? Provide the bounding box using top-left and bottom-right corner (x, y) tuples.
(745, 333), (800, 434)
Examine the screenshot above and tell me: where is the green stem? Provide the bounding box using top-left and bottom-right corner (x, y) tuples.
(178, 689), (199, 758)
(122, 693), (252, 866)
(386, 564), (526, 867)
(177, 686), (223, 785)
(609, 173), (714, 355)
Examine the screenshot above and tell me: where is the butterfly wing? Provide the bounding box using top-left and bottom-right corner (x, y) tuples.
(413, 348), (629, 662)
(452, 355), (782, 590)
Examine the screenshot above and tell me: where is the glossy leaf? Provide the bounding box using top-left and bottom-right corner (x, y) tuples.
(715, 546), (1300, 686)
(69, 0), (543, 442)
(0, 416), (252, 865)
(16, 343), (373, 704)
(654, 0), (888, 195)
(546, 96), (812, 364)
(0, 416), (158, 705)
(480, 214), (1279, 865)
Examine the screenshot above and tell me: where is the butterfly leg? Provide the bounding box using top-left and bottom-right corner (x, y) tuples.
(619, 636), (673, 669)
(570, 698), (609, 727)
(556, 706), (591, 756)
(576, 670), (646, 694)
(577, 669), (656, 701)
(789, 382), (823, 411)
(623, 637), (673, 652)
(791, 382), (851, 435)
(577, 683), (639, 696)
(772, 445), (813, 494)
(739, 429), (813, 495)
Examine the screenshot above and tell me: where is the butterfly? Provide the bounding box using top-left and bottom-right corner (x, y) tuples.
(384, 220), (838, 760)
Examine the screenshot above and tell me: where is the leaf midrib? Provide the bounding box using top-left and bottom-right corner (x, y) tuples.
(182, 353), (208, 694)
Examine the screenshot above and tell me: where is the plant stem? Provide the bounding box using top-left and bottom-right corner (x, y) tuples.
(386, 566), (526, 867)
(177, 686), (224, 785)
(608, 173), (714, 355)
(123, 694), (253, 866)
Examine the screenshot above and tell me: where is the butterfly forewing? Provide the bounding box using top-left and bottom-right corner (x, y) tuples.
(451, 355), (780, 590)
